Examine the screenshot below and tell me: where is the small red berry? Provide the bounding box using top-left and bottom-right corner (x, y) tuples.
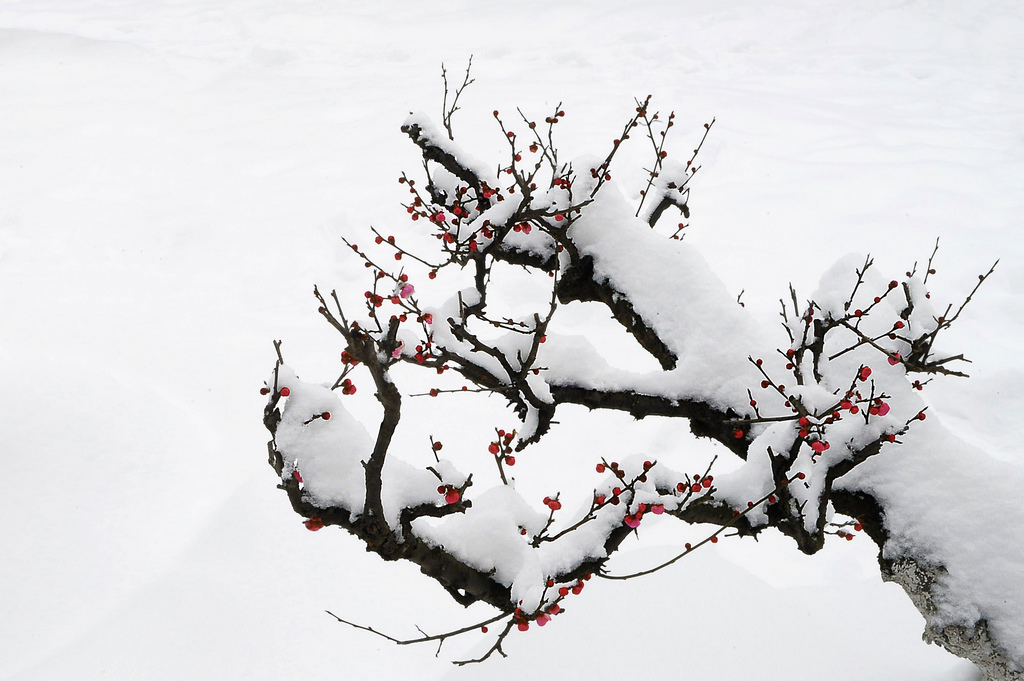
(596, 463), (606, 473)
(260, 387), (269, 395)
(489, 443), (500, 455)
(505, 456), (516, 466)
(279, 387), (291, 397)
(304, 517), (324, 531)
(445, 489), (460, 504)
(321, 412), (331, 420)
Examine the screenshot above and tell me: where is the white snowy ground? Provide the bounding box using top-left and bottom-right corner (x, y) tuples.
(2, 1), (1022, 679)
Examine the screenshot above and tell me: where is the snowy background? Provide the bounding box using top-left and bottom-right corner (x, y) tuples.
(2, 1), (1022, 679)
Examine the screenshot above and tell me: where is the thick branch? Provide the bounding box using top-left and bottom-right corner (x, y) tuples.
(548, 382), (749, 458)
(402, 121), (490, 209)
(268, 443), (515, 609)
(557, 255), (679, 370)
(647, 192), (689, 228)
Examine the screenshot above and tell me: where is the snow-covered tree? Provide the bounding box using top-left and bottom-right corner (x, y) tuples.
(262, 70), (1023, 679)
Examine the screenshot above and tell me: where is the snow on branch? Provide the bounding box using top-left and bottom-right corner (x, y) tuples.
(262, 65), (1022, 679)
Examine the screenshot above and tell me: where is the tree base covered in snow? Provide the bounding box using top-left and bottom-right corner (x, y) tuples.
(885, 556), (1018, 681)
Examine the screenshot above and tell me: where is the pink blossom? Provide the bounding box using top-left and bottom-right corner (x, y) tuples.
(400, 283), (415, 298)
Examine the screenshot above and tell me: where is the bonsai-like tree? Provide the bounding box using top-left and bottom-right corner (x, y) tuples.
(262, 64), (1020, 678)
